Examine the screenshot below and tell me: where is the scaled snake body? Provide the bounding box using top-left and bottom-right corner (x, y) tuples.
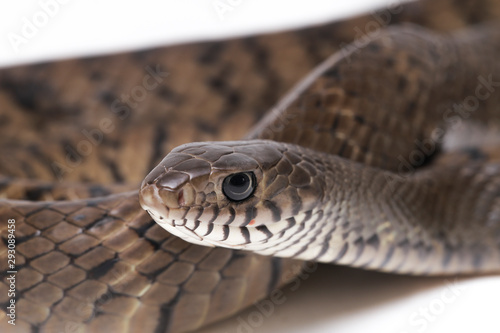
(1, 0), (500, 332)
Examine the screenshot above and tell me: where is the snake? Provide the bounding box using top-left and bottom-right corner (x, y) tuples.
(1, 0), (500, 332)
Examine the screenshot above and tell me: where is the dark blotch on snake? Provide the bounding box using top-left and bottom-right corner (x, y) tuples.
(241, 227), (251, 244)
(333, 243), (349, 262)
(256, 225), (273, 239)
(380, 246), (396, 269)
(204, 222), (214, 237)
(89, 258), (120, 279)
(365, 234), (380, 251)
(222, 225), (230, 241)
(263, 200), (282, 222)
(461, 147), (486, 160)
(243, 206), (257, 226)
(223, 207), (236, 225)
(352, 237), (366, 263)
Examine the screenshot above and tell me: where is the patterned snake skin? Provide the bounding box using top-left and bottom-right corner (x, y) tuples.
(140, 24), (500, 275)
(1, 0), (500, 332)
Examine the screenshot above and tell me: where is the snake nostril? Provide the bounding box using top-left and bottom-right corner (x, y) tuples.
(178, 189), (185, 206)
(174, 185), (195, 207)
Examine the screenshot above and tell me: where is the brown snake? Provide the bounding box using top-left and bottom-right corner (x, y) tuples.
(1, 0), (500, 332)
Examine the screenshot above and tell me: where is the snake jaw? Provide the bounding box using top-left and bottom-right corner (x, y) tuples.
(140, 179), (275, 249)
(141, 178), (311, 254)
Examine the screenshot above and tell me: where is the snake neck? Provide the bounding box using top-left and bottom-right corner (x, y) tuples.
(321, 149), (500, 274)
(238, 23), (500, 275)
(276, 145), (500, 275)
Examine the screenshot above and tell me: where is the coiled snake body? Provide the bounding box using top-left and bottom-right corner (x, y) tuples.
(2, 0), (500, 332)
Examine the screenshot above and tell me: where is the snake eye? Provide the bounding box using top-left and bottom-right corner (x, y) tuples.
(222, 172), (256, 202)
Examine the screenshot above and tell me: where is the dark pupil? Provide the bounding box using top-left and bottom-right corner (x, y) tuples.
(223, 172), (255, 202)
(229, 174), (249, 190)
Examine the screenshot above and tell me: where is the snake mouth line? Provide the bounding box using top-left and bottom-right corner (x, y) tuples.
(144, 207), (320, 262)
(151, 216), (274, 250)
(140, 183), (276, 249)
(140, 183), (327, 257)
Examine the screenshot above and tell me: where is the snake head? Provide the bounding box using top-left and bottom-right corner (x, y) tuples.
(139, 140), (325, 253)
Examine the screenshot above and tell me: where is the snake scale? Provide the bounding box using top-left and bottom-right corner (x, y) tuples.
(1, 0), (500, 332)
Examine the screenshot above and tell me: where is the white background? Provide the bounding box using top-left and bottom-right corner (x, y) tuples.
(2, 0), (402, 67)
(1, 1), (499, 333)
